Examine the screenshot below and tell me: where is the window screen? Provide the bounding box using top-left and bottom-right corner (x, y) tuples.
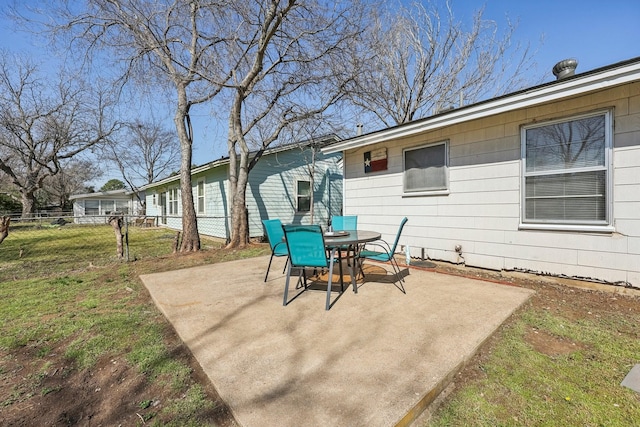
(523, 112), (609, 225)
(297, 181), (310, 212)
(404, 142), (448, 193)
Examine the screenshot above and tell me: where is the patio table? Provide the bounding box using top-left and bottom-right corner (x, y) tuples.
(324, 230), (381, 292)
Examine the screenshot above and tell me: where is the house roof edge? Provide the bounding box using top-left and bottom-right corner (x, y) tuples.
(322, 56), (640, 154)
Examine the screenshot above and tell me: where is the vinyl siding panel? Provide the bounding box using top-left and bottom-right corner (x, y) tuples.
(342, 82), (640, 287)
(143, 145), (342, 240)
(247, 150), (342, 237)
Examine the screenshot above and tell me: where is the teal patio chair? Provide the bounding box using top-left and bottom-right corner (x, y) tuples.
(282, 224), (343, 310)
(330, 215), (357, 231)
(262, 219), (289, 282)
(359, 217), (408, 292)
(330, 215), (359, 277)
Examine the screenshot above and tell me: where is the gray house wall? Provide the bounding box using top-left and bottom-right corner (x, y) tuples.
(331, 75), (640, 288)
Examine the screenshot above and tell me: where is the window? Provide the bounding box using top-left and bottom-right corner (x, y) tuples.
(168, 188), (179, 215)
(522, 110), (611, 226)
(85, 200), (99, 215)
(103, 200), (117, 215)
(197, 179), (205, 214)
(152, 193), (157, 206)
(115, 200), (129, 215)
(296, 180), (311, 212)
(403, 141), (448, 194)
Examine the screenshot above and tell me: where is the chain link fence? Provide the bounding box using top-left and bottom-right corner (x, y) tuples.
(0, 214), (230, 278)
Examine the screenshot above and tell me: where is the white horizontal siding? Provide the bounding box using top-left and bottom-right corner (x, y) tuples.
(504, 230), (630, 253)
(613, 145), (640, 166)
(614, 183), (640, 202)
(342, 82), (640, 287)
(616, 202), (640, 220)
(628, 236), (640, 254)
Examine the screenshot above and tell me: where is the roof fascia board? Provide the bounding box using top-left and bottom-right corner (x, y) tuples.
(323, 61), (640, 154)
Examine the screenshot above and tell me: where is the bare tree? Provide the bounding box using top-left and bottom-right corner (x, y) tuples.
(0, 52), (119, 217)
(41, 159), (102, 211)
(105, 119), (180, 212)
(223, 0), (366, 248)
(347, 0), (538, 127)
(47, 0), (231, 252)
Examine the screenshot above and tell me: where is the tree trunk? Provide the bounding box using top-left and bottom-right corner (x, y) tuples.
(174, 86), (200, 252)
(0, 216), (10, 245)
(20, 191), (37, 218)
(226, 144), (251, 248)
(109, 215), (124, 259)
(225, 93), (252, 249)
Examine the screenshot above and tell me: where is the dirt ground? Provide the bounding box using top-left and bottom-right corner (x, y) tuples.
(1, 255), (639, 426)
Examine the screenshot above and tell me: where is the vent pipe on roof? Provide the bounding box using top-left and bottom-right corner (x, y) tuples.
(553, 58), (578, 80)
(356, 123), (363, 136)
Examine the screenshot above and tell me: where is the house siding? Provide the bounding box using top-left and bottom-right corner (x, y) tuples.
(144, 145), (342, 241)
(247, 149), (343, 236)
(342, 81), (640, 287)
(70, 192), (143, 224)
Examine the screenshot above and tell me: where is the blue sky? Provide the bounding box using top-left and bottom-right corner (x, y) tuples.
(461, 0), (640, 80)
(1, 0), (639, 180)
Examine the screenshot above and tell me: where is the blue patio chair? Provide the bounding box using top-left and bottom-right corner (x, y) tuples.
(282, 224), (343, 310)
(330, 215), (359, 276)
(358, 217), (408, 291)
(262, 219), (289, 282)
(330, 215), (357, 231)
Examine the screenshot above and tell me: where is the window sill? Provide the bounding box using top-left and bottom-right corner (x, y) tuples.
(402, 190), (450, 198)
(518, 223), (615, 233)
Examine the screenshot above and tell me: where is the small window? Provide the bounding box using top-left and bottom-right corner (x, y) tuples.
(403, 141), (448, 193)
(115, 200), (129, 215)
(296, 181), (311, 212)
(85, 200), (99, 215)
(522, 110), (611, 226)
(168, 188), (179, 215)
(152, 193), (157, 206)
(197, 179), (205, 214)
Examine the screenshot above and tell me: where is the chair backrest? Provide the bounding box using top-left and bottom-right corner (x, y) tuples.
(388, 217), (409, 254)
(262, 219), (284, 251)
(331, 215), (357, 230)
(282, 224), (328, 268)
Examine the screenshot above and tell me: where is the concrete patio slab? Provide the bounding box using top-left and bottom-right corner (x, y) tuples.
(140, 257), (534, 427)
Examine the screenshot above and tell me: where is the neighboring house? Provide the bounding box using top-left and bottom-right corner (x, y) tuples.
(142, 137), (343, 241)
(70, 189), (145, 224)
(323, 57), (640, 289)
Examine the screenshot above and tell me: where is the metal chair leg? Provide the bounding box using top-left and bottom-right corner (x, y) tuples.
(264, 253), (275, 282)
(326, 249), (336, 310)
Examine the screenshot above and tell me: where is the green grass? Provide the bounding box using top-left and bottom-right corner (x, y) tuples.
(426, 303), (640, 426)
(0, 223), (265, 425)
(0, 223), (182, 280)
(5, 224), (638, 425)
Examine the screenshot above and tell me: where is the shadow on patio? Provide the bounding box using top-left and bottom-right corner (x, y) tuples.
(140, 255), (534, 427)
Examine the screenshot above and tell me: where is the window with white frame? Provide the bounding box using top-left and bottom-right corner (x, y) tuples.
(115, 200), (129, 215)
(403, 141), (448, 194)
(168, 188), (179, 215)
(85, 200), (99, 215)
(296, 180), (311, 212)
(522, 110), (611, 226)
(197, 179), (205, 214)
